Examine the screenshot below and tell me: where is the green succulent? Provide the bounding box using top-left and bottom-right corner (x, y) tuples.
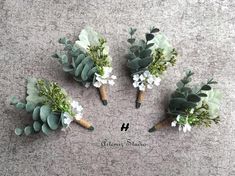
(10, 78), (73, 136)
(126, 27), (177, 76)
(168, 71), (221, 127)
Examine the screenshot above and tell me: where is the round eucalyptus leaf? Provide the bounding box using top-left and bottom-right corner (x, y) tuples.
(40, 105), (51, 122)
(32, 106), (41, 121)
(201, 85), (211, 91)
(10, 96), (19, 105)
(47, 113), (60, 130)
(81, 64), (90, 81)
(26, 102), (36, 112)
(41, 123), (51, 135)
(63, 65), (74, 72)
(16, 102), (25, 110)
(187, 94), (201, 103)
(15, 128), (23, 136)
(33, 121), (42, 132)
(24, 126), (34, 136)
(75, 63), (84, 76)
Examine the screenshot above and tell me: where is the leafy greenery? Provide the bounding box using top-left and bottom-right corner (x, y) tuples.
(87, 38), (110, 75)
(37, 79), (73, 116)
(10, 78), (74, 136)
(53, 27), (111, 86)
(168, 71), (221, 127)
(126, 27), (177, 76)
(148, 48), (177, 77)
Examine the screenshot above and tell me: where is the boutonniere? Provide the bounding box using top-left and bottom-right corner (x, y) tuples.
(11, 78), (94, 136)
(53, 27), (116, 105)
(126, 27), (178, 108)
(149, 71), (222, 133)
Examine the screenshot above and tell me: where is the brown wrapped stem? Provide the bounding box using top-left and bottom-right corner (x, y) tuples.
(74, 116), (94, 131)
(148, 118), (173, 132)
(99, 85), (108, 105)
(136, 90), (145, 109)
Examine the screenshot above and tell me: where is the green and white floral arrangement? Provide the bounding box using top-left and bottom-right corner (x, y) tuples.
(149, 71), (222, 133)
(10, 78), (94, 136)
(126, 27), (178, 108)
(53, 27), (116, 105)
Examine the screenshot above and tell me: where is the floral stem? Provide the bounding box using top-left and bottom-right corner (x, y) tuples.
(136, 89), (145, 109)
(148, 118), (173, 132)
(99, 84), (108, 105)
(74, 116), (94, 131)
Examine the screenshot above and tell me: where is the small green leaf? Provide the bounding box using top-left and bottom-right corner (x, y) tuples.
(33, 121), (42, 132)
(146, 43), (154, 49)
(171, 91), (185, 98)
(201, 85), (211, 91)
(139, 57), (152, 68)
(127, 58), (141, 70)
(129, 28), (137, 35)
(24, 126), (34, 136)
(176, 81), (184, 89)
(26, 102), (36, 112)
(16, 102), (25, 110)
(127, 38), (135, 44)
(198, 93), (207, 97)
(47, 113), (60, 130)
(32, 106), (41, 121)
(10, 96), (19, 105)
(88, 67), (98, 78)
(41, 123), (51, 135)
(75, 54), (85, 66)
(187, 94), (201, 102)
(150, 28), (160, 33)
(140, 49), (151, 58)
(75, 63), (84, 77)
(58, 37), (67, 44)
(145, 33), (154, 41)
(61, 55), (68, 65)
(130, 45), (139, 52)
(40, 105), (51, 122)
(52, 53), (59, 58)
(15, 128), (23, 136)
(63, 65), (74, 72)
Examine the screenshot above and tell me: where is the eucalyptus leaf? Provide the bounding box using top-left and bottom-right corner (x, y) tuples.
(16, 102), (25, 110)
(63, 65), (74, 72)
(41, 123), (51, 135)
(15, 128), (23, 136)
(47, 113), (60, 130)
(127, 38), (135, 44)
(26, 102), (36, 112)
(187, 94), (201, 102)
(201, 85), (211, 91)
(24, 126), (34, 136)
(146, 33), (154, 41)
(33, 121), (42, 132)
(40, 105), (51, 122)
(10, 96), (19, 105)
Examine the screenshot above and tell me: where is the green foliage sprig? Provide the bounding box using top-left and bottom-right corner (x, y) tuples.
(53, 27), (112, 86)
(168, 71), (221, 128)
(37, 79), (73, 116)
(10, 78), (75, 136)
(126, 27), (177, 76)
(87, 38), (110, 75)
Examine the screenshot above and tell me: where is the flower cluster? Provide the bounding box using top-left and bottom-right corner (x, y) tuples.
(132, 71), (161, 91)
(93, 67), (117, 88)
(63, 100), (83, 127)
(171, 114), (192, 133)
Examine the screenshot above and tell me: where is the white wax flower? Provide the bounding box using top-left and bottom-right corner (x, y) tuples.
(93, 67), (116, 88)
(132, 70), (161, 91)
